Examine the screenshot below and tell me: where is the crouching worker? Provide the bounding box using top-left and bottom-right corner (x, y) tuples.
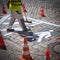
(7, 0), (30, 32)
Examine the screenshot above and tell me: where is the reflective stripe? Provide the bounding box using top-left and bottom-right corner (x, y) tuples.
(10, 0), (21, 2)
(24, 44), (28, 47)
(23, 51), (30, 55)
(10, 2), (22, 5)
(11, 3), (22, 6)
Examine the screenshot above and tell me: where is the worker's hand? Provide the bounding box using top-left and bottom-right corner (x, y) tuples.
(7, 1), (10, 9)
(16, 11), (21, 14)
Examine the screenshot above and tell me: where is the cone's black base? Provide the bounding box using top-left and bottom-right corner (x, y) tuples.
(7, 29), (15, 32)
(0, 46), (7, 50)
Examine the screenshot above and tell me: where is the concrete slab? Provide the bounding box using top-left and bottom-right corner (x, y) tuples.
(0, 49), (19, 60)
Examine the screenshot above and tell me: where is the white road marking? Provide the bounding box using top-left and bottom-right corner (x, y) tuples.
(27, 17), (60, 27)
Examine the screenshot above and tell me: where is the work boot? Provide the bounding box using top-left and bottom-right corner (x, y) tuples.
(23, 29), (31, 32)
(24, 20), (32, 23)
(7, 29), (15, 32)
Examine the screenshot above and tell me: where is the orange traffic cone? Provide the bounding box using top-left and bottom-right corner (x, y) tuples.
(45, 49), (50, 60)
(2, 4), (7, 14)
(19, 37), (33, 60)
(0, 31), (7, 50)
(39, 6), (45, 17)
(22, 3), (27, 13)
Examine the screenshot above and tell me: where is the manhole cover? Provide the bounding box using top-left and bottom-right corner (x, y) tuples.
(48, 42), (60, 54)
(53, 45), (60, 54)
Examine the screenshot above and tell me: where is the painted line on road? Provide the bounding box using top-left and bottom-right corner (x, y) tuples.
(27, 17), (60, 27)
(0, 14), (10, 24)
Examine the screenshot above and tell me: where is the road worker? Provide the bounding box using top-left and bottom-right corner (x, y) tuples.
(7, 0), (30, 32)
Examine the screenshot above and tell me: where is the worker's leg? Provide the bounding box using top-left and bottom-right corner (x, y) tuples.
(8, 17), (15, 29)
(16, 11), (28, 31)
(7, 11), (15, 32)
